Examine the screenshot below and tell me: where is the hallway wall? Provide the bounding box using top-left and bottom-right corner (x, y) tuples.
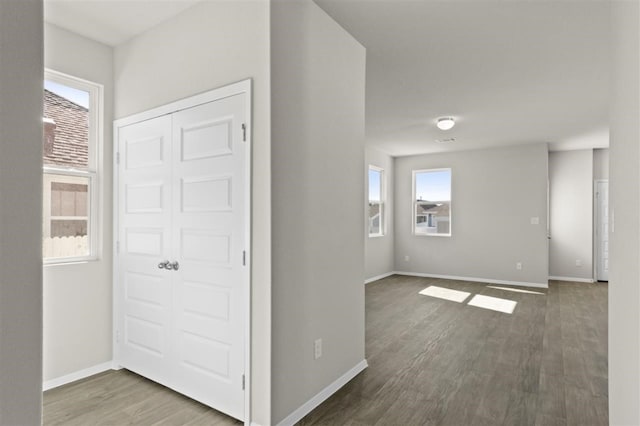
(0, 0), (44, 424)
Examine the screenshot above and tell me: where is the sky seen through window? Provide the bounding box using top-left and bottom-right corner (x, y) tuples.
(416, 170), (451, 202)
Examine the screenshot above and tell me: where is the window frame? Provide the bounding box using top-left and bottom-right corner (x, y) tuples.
(43, 69), (103, 265)
(412, 168), (452, 237)
(368, 165), (385, 238)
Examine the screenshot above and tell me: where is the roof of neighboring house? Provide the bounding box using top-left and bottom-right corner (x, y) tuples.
(43, 89), (88, 169)
(416, 201), (450, 217)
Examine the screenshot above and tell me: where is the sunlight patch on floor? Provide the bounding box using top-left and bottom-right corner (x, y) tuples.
(419, 286), (471, 303)
(468, 294), (517, 314)
(487, 285), (545, 295)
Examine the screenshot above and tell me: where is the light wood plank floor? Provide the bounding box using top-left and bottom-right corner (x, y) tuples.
(44, 275), (607, 425)
(43, 369), (241, 425)
(298, 276), (608, 426)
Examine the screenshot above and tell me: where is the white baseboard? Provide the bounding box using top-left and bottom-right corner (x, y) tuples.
(364, 272), (394, 284)
(548, 276), (595, 283)
(43, 361), (113, 391)
(393, 271), (549, 289)
(276, 359), (368, 426)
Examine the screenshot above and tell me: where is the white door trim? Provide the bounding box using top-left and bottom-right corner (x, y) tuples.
(594, 179), (609, 282)
(112, 79), (252, 424)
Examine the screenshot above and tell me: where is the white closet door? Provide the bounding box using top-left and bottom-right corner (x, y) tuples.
(117, 115), (174, 385)
(171, 94), (246, 420)
(116, 91), (248, 422)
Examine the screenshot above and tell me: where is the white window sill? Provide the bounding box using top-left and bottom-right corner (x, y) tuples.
(44, 257), (99, 267)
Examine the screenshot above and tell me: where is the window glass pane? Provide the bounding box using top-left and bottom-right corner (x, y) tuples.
(415, 169), (451, 235)
(369, 169), (382, 202)
(43, 174), (90, 259)
(369, 202), (381, 235)
(44, 80), (90, 170)
(415, 169), (451, 202)
(369, 167), (384, 236)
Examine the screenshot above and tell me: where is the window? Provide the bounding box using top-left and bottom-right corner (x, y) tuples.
(414, 168), (451, 236)
(43, 70), (102, 263)
(368, 166), (384, 237)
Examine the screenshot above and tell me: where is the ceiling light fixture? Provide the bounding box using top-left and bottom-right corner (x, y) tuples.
(437, 117), (455, 131)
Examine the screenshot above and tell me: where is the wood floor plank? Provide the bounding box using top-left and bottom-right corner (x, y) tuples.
(535, 413), (567, 426)
(537, 373), (567, 420)
(564, 384), (607, 426)
(502, 391), (538, 426)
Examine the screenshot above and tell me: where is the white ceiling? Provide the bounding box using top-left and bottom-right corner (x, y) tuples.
(44, 0), (611, 157)
(315, 0), (610, 156)
(44, 0), (200, 46)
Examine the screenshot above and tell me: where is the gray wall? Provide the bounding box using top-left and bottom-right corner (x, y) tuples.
(609, 1), (640, 424)
(0, 0), (43, 424)
(548, 150), (593, 281)
(113, 2), (272, 423)
(271, 0), (366, 423)
(43, 22), (114, 383)
(593, 148), (609, 181)
(365, 148), (394, 281)
(394, 143), (549, 286)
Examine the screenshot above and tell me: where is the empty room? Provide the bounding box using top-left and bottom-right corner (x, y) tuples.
(0, 1), (639, 426)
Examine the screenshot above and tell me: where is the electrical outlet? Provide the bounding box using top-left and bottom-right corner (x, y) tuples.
(516, 262), (522, 270)
(530, 217), (540, 225)
(314, 338), (322, 360)
(576, 259), (582, 267)
(404, 255), (410, 262)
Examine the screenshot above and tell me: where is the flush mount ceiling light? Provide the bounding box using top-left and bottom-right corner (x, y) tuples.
(436, 117), (455, 131)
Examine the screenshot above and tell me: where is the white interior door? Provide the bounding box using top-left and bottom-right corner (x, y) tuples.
(596, 180), (609, 281)
(117, 115), (173, 385)
(171, 95), (247, 419)
(116, 88), (249, 421)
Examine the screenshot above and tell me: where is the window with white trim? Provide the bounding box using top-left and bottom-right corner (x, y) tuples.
(368, 166), (384, 237)
(414, 168), (451, 236)
(43, 70), (102, 263)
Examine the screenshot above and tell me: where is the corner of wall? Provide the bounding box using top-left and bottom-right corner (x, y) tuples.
(0, 1), (44, 423)
(271, 0), (366, 423)
(609, 1), (640, 424)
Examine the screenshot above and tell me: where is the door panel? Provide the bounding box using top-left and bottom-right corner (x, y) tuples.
(180, 118), (233, 160)
(125, 135), (165, 169)
(181, 176), (232, 212)
(171, 94), (246, 419)
(125, 183), (165, 213)
(118, 115), (173, 384)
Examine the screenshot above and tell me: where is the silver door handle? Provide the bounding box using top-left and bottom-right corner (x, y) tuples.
(158, 260), (179, 271)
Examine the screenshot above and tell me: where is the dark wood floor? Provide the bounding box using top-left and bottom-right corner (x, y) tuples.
(298, 276), (608, 426)
(44, 275), (607, 426)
